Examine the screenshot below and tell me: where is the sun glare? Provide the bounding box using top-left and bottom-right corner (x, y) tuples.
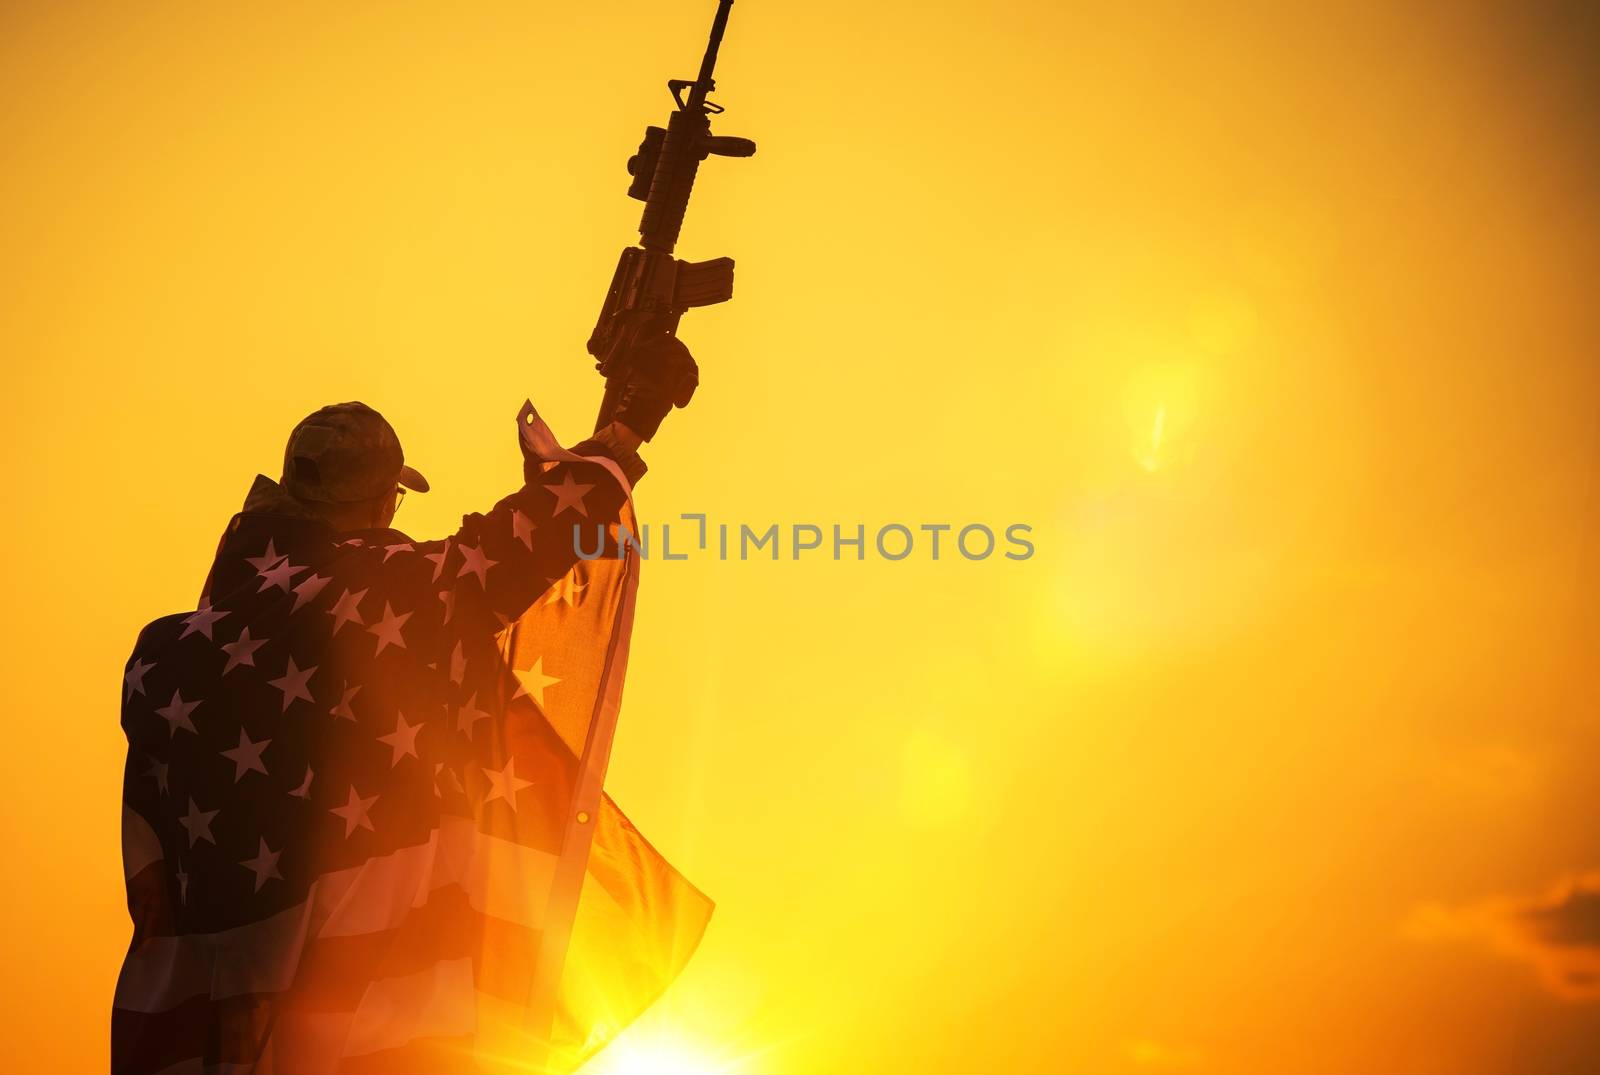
(583, 1037), (743, 1075)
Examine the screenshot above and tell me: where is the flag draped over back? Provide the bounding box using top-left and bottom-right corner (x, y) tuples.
(114, 403), (711, 1075)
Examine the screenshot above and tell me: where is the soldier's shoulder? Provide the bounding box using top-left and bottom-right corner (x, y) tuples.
(131, 611), (188, 655)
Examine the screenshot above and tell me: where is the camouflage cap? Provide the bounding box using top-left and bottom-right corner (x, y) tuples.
(280, 402), (430, 504)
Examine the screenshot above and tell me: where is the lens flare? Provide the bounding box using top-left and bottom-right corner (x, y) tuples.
(1123, 362), (1198, 472)
(1136, 404), (1167, 472)
(580, 1029), (766, 1075)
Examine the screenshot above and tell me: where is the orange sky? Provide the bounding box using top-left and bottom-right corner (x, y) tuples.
(5, 2), (1600, 1072)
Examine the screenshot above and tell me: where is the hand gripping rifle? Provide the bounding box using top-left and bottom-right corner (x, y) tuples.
(586, 0), (755, 435)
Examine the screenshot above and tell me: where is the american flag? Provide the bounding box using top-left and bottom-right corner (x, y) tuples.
(113, 404), (711, 1074)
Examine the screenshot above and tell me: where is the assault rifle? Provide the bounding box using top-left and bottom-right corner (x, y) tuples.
(586, 0), (755, 435)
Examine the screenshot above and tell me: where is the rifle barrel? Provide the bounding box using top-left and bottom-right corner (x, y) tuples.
(692, 0), (735, 105)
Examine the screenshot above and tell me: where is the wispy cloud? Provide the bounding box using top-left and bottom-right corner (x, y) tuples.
(1406, 871), (1600, 1000)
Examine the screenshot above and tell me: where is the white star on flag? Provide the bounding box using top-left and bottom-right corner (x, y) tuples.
(438, 587), (456, 625)
(331, 682), (360, 722)
(219, 628), (267, 674)
(423, 541), (451, 582)
(457, 542), (498, 587)
(179, 797), (218, 848)
(327, 588), (368, 636)
(544, 574), (587, 607)
(289, 766), (314, 799)
(143, 755), (169, 796)
(510, 509), (536, 549)
(543, 471), (594, 517)
(482, 757), (534, 812)
(368, 601), (412, 656)
(330, 786), (379, 837)
(124, 658), (155, 701)
(179, 605), (228, 641)
(382, 542), (414, 562)
(513, 656), (561, 709)
(154, 689), (200, 735)
(457, 693), (491, 738)
(435, 761), (464, 797)
(220, 728), (271, 781)
(450, 640), (466, 686)
(267, 656), (317, 711)
(377, 712), (422, 766)
(290, 572), (332, 613)
(244, 540), (285, 573)
(257, 557), (305, 594)
(240, 838), (283, 892)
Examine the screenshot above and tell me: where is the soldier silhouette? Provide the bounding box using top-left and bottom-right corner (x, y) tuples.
(113, 338), (712, 1074)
